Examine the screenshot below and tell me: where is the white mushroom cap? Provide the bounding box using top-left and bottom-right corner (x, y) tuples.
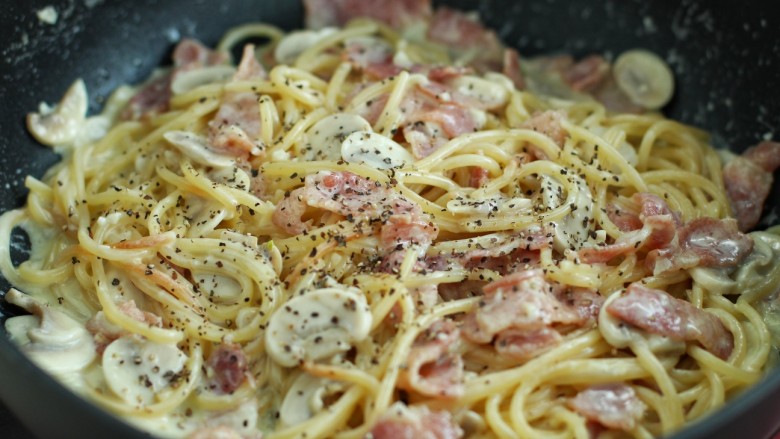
(163, 131), (236, 168)
(265, 287), (372, 367)
(26, 79), (88, 146)
(279, 372), (343, 426)
(341, 130), (414, 169)
(613, 49), (675, 110)
(302, 113), (372, 161)
(4, 289), (96, 374)
(102, 335), (188, 405)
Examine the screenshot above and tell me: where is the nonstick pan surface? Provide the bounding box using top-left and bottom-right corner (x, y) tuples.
(1, 0), (779, 438)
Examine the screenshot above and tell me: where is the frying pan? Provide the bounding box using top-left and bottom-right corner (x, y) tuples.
(1, 0), (779, 437)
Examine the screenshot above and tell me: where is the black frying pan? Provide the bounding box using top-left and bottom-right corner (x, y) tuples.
(1, 0), (779, 437)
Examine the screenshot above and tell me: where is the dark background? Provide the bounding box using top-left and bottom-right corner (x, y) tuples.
(1, 0), (779, 438)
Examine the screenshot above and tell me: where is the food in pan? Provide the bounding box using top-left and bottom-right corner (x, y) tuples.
(2, 0), (780, 437)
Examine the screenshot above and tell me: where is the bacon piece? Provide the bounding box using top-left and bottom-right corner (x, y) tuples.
(380, 214), (437, 251)
(304, 0), (431, 29)
(502, 48), (525, 90)
(461, 270), (589, 344)
(121, 75), (172, 121)
(581, 194), (681, 264)
(343, 38), (393, 71)
(520, 110), (568, 150)
(398, 320), (463, 398)
(426, 7), (501, 55)
(85, 312), (123, 355)
(562, 55), (610, 93)
(404, 121), (447, 159)
(742, 140), (780, 172)
(209, 125), (261, 159)
(494, 327), (561, 361)
(468, 166), (489, 188)
(608, 193), (682, 233)
(378, 214), (439, 274)
(438, 280), (485, 302)
(122, 39), (227, 120)
(370, 404), (464, 439)
(607, 283), (734, 359)
(592, 76), (645, 114)
(399, 85), (479, 158)
(118, 300), (163, 327)
(724, 141), (780, 231)
(173, 39), (229, 68)
(648, 217), (753, 274)
(458, 229), (550, 274)
(209, 92), (261, 139)
(86, 301), (162, 354)
(272, 171), (431, 237)
(233, 44), (266, 81)
(207, 343), (250, 394)
(677, 217), (753, 267)
(568, 384), (646, 431)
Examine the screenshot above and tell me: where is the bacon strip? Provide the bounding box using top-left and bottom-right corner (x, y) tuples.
(568, 384), (646, 431)
(398, 320), (463, 399)
(272, 171), (437, 247)
(304, 0), (432, 29)
(723, 141), (780, 231)
(461, 270), (602, 360)
(122, 39), (227, 120)
(607, 283), (734, 359)
(369, 404), (464, 439)
(648, 217), (753, 274)
(206, 343), (250, 394)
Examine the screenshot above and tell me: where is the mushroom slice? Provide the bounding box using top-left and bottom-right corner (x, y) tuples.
(102, 335), (188, 405)
(538, 174), (594, 253)
(341, 130), (414, 169)
(171, 65), (237, 95)
(613, 49), (674, 110)
(301, 113), (372, 161)
(27, 79), (88, 146)
(265, 287), (371, 367)
(279, 372), (344, 426)
(163, 131), (235, 168)
(4, 289), (96, 374)
(274, 28), (337, 65)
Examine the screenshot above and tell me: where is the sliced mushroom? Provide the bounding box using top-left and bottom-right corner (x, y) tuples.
(27, 79), (88, 146)
(450, 75), (510, 110)
(274, 28), (337, 65)
(265, 287), (371, 367)
(171, 65), (237, 95)
(341, 130), (414, 169)
(538, 174), (595, 253)
(102, 335), (188, 405)
(163, 131), (235, 168)
(279, 372), (344, 426)
(301, 113), (372, 161)
(613, 49), (674, 110)
(4, 289), (96, 374)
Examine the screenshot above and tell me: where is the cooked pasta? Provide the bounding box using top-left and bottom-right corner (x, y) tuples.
(2, 3), (780, 439)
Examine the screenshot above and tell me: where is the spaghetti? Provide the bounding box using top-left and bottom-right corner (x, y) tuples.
(2, 3), (780, 439)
